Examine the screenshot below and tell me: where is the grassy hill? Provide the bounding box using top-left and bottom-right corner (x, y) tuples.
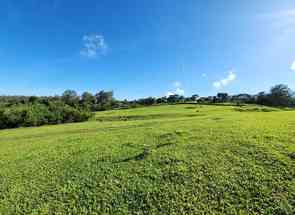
(0, 104), (294, 214)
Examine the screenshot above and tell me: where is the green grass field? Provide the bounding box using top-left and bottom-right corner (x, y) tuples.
(0, 104), (294, 214)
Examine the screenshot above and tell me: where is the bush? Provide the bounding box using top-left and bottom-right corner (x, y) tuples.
(0, 107), (26, 129)
(0, 103), (94, 129)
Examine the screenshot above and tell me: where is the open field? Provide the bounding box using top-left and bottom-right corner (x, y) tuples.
(0, 104), (294, 214)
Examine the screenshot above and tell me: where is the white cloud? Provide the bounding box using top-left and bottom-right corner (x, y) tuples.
(173, 81), (181, 87)
(291, 61), (295, 71)
(213, 70), (236, 89)
(166, 82), (185, 96)
(175, 88), (185, 95)
(166, 91), (174, 97)
(213, 81), (222, 88)
(166, 88), (185, 97)
(80, 34), (108, 58)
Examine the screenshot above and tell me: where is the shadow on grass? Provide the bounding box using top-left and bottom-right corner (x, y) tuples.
(115, 148), (150, 163)
(234, 107), (279, 112)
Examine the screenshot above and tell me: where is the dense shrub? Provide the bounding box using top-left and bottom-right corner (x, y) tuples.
(0, 103), (93, 129)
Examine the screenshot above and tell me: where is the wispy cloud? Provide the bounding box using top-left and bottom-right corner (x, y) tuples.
(213, 70), (236, 89)
(175, 88), (185, 95)
(173, 81), (182, 87)
(202, 73), (207, 78)
(262, 9), (295, 25)
(80, 34), (108, 58)
(166, 88), (185, 97)
(291, 61), (295, 71)
(262, 9), (295, 37)
(267, 9), (295, 19)
(166, 81), (185, 96)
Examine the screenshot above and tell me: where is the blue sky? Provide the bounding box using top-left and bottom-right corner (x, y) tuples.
(1, 0), (295, 99)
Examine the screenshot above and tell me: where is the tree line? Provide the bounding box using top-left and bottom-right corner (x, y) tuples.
(124, 84), (295, 107)
(198, 84), (295, 107)
(0, 84), (294, 129)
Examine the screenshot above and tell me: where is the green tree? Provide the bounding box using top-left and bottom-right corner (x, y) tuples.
(62, 90), (80, 107)
(95, 91), (114, 110)
(81, 92), (96, 110)
(269, 84), (293, 107)
(217, 93), (229, 103)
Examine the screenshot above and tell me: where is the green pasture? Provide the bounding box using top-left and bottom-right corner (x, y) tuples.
(0, 104), (294, 214)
